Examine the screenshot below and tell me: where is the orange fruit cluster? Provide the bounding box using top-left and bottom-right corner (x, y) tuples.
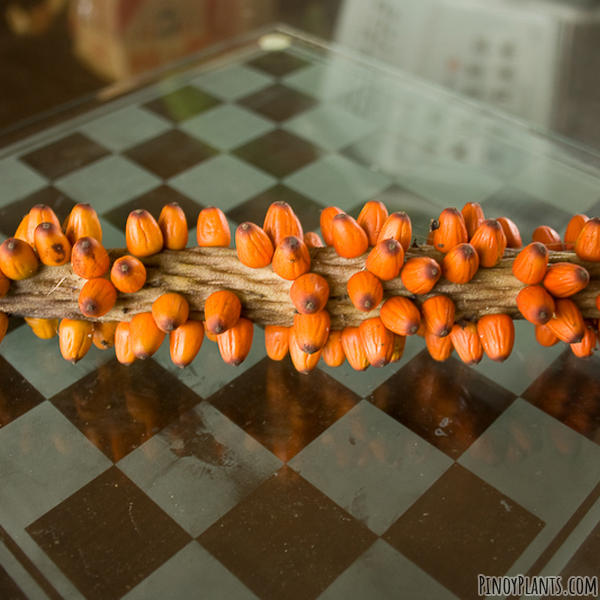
(1, 200), (599, 370)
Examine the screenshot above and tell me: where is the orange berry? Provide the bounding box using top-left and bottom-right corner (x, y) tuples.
(365, 239), (404, 281)
(288, 325), (321, 373)
(264, 325), (290, 361)
(235, 222), (274, 268)
(331, 214), (369, 259)
(92, 321), (118, 350)
(78, 278), (117, 318)
(470, 219), (507, 268)
(304, 232), (324, 248)
(129, 312), (165, 359)
(377, 211), (412, 251)
(575, 217), (600, 261)
(272, 235), (311, 280)
(58, 319), (93, 364)
(441, 243), (479, 284)
(401, 257), (441, 294)
(426, 223), (436, 246)
(532, 225), (563, 252)
(357, 200), (389, 246)
(564, 214), (589, 251)
(217, 317), (254, 366)
(292, 310), (330, 354)
(14, 214), (29, 242)
(347, 271), (383, 312)
(0, 238), (38, 280)
(34, 222), (71, 266)
(71, 237), (110, 279)
(425, 330), (453, 362)
(535, 323), (559, 347)
(390, 333), (406, 362)
(125, 209), (164, 257)
(24, 317), (58, 340)
(543, 263), (589, 298)
(450, 321), (484, 365)
(0, 266), (9, 298)
(358, 317), (394, 368)
(571, 322), (596, 358)
(152, 292), (190, 332)
(204, 290), (241, 335)
(516, 285), (555, 325)
(340, 326), (369, 371)
(170, 319), (204, 368)
(320, 206), (344, 246)
(477, 314), (515, 362)
(461, 202), (484, 240)
(203, 322), (219, 342)
(26, 204), (60, 247)
(321, 330), (345, 367)
(289, 273), (329, 315)
(512, 242), (548, 285)
(115, 321), (136, 365)
(421, 295), (455, 337)
(110, 255), (146, 293)
(197, 206), (231, 247)
(263, 201), (303, 248)
(546, 298), (585, 344)
(433, 207), (468, 254)
(63, 203), (102, 244)
(497, 217), (522, 249)
(158, 203), (188, 250)
(380, 296), (421, 336)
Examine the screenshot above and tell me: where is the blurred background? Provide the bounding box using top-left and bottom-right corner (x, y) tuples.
(2, 0), (600, 150)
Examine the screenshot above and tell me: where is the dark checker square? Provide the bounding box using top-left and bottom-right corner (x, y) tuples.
(482, 187), (572, 241)
(124, 129), (218, 180)
(369, 351), (515, 459)
(0, 563), (27, 600)
(208, 357), (360, 462)
(199, 466), (377, 600)
(238, 84), (317, 123)
(102, 185), (203, 233)
(384, 464), (545, 600)
(227, 184), (323, 233)
(523, 350), (600, 446)
(0, 186), (77, 238)
(26, 467), (191, 600)
(246, 52), (312, 78)
(232, 128), (324, 178)
(144, 85), (222, 123)
(0, 355), (45, 429)
(20, 132), (110, 180)
(50, 358), (203, 462)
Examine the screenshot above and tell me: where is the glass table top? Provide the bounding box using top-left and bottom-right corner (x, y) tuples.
(0, 26), (599, 600)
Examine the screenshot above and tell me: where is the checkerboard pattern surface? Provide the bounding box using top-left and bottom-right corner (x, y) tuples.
(1, 35), (600, 600)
